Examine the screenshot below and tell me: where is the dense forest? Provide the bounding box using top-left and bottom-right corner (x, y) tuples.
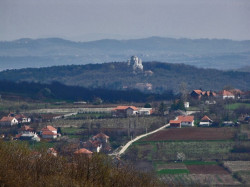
(0, 80), (175, 102)
(0, 62), (249, 93)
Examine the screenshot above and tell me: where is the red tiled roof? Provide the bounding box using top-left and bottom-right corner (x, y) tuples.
(170, 120), (181, 124)
(113, 106), (138, 111)
(193, 90), (203, 95)
(74, 148), (93, 154)
(41, 125), (57, 132)
(222, 90), (234, 96)
(42, 130), (57, 135)
(0, 116), (16, 122)
(20, 125), (33, 131)
(48, 148), (57, 153)
(177, 115), (194, 122)
(93, 132), (109, 139)
(15, 114), (27, 119)
(201, 115), (212, 121)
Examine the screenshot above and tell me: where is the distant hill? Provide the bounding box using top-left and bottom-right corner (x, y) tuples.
(0, 37), (250, 71)
(0, 62), (249, 92)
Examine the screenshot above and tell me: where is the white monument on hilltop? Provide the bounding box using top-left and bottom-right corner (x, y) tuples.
(128, 56), (143, 72)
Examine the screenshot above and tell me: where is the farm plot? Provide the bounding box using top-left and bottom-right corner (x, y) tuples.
(223, 161), (250, 184)
(223, 161), (250, 172)
(143, 127), (236, 141)
(186, 165), (229, 174)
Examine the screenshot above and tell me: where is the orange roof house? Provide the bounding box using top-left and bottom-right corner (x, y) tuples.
(200, 115), (213, 126)
(0, 116), (18, 126)
(40, 125), (57, 139)
(191, 90), (217, 100)
(221, 90), (235, 99)
(177, 115), (194, 127)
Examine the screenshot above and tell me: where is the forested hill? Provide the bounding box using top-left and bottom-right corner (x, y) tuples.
(0, 62), (249, 93)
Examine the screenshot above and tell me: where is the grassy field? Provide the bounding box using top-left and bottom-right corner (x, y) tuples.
(157, 169), (189, 175)
(226, 103), (250, 110)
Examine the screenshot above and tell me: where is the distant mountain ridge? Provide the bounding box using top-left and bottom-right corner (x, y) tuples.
(0, 37), (250, 71)
(0, 61), (249, 92)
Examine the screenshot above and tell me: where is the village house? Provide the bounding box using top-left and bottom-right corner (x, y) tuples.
(15, 114), (31, 124)
(40, 125), (58, 139)
(138, 108), (153, 115)
(177, 115), (194, 127)
(18, 125), (34, 133)
(190, 90), (216, 100)
(112, 106), (138, 117)
(15, 131), (40, 142)
(221, 90), (235, 100)
(83, 132), (111, 153)
(170, 120), (181, 128)
(199, 115), (213, 126)
(0, 116), (18, 126)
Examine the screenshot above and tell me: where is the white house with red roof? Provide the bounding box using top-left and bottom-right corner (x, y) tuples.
(221, 90), (235, 100)
(199, 115), (213, 126)
(177, 115), (194, 127)
(40, 125), (58, 139)
(112, 106), (138, 117)
(15, 114), (31, 124)
(0, 116), (18, 126)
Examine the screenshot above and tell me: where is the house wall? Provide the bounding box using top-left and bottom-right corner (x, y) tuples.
(199, 122), (211, 126)
(181, 121), (194, 127)
(42, 134), (57, 139)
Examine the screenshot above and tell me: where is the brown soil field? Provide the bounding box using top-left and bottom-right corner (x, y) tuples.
(143, 127), (235, 141)
(187, 165), (229, 174)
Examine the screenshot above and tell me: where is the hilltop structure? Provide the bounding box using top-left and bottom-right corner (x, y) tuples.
(128, 56), (143, 72)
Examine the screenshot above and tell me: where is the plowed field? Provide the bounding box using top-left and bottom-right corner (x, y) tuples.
(186, 165), (229, 174)
(143, 127), (235, 141)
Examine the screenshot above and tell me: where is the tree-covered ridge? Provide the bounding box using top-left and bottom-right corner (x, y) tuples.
(0, 80), (175, 102)
(0, 62), (249, 92)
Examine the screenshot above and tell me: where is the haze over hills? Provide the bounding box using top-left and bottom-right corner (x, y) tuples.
(0, 62), (249, 93)
(0, 37), (250, 71)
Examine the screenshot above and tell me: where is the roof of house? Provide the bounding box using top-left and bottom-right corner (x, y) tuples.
(0, 116), (16, 122)
(201, 115), (212, 122)
(193, 90), (203, 95)
(20, 125), (33, 131)
(113, 106), (138, 111)
(170, 120), (182, 124)
(177, 115), (194, 122)
(74, 148), (93, 154)
(222, 90), (234, 96)
(41, 130), (57, 135)
(41, 125), (57, 132)
(15, 114), (28, 119)
(93, 132), (109, 139)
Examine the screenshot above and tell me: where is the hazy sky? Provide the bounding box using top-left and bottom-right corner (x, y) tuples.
(0, 0), (250, 41)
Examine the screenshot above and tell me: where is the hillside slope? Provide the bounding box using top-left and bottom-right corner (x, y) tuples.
(0, 62), (249, 92)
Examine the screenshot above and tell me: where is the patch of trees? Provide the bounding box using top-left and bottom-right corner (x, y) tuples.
(0, 80), (175, 103)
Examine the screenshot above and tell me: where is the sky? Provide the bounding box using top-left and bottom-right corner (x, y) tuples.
(0, 0), (250, 41)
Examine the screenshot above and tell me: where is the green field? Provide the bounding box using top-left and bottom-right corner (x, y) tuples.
(157, 169), (189, 175)
(226, 103), (250, 110)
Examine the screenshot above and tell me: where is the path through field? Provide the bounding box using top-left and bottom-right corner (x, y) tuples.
(113, 123), (170, 156)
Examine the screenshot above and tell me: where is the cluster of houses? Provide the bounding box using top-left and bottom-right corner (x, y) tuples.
(14, 125), (60, 142)
(190, 89), (244, 100)
(0, 113), (31, 126)
(74, 132), (111, 156)
(112, 106), (153, 117)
